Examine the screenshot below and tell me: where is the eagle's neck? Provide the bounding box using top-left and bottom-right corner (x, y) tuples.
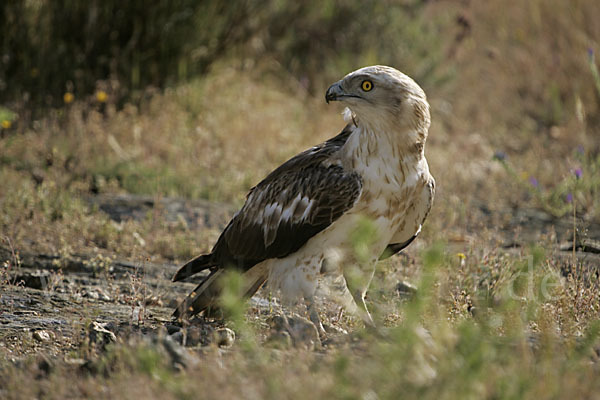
(342, 122), (425, 170)
(339, 122), (427, 194)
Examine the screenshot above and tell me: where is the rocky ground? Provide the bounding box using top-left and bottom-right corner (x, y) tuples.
(2, 194), (599, 368)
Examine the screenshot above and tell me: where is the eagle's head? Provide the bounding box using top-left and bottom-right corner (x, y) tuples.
(325, 65), (430, 140)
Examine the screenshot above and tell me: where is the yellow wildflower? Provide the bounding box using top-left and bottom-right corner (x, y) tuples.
(96, 90), (108, 103)
(63, 92), (74, 104)
(1, 120), (11, 129)
(456, 253), (466, 260)
(519, 171), (529, 181)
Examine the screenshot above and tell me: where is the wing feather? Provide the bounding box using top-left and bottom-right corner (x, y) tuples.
(211, 126), (361, 271)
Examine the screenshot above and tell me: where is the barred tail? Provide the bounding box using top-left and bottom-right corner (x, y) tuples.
(172, 253), (214, 282)
(172, 264), (269, 320)
(173, 269), (224, 319)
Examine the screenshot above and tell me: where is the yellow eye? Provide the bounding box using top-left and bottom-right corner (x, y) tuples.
(361, 80), (373, 92)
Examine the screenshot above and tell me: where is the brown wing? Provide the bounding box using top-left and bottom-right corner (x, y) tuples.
(211, 125), (362, 271)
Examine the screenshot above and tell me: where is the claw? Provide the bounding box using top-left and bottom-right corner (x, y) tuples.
(305, 297), (327, 341)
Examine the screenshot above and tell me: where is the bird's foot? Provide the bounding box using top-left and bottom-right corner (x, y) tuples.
(311, 317), (328, 343)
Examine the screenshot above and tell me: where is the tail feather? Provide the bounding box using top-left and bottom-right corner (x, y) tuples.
(173, 269), (224, 320)
(172, 264), (269, 320)
(172, 253), (214, 282)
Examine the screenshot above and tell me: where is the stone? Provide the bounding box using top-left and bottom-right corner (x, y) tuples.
(166, 324), (181, 335)
(265, 331), (292, 349)
(170, 331), (184, 345)
(185, 326), (205, 346)
(214, 328), (235, 348)
(160, 334), (198, 370)
(13, 271), (52, 290)
(33, 330), (52, 342)
(396, 280), (418, 298)
(267, 314), (320, 350)
(88, 321), (117, 349)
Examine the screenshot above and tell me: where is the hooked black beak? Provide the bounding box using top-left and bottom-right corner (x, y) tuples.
(325, 82), (345, 104)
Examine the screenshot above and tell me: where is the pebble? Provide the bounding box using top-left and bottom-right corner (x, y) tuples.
(89, 321), (117, 347)
(267, 314), (320, 350)
(33, 330), (52, 342)
(14, 271), (52, 290)
(170, 331), (184, 345)
(83, 290), (99, 300)
(214, 328), (235, 348)
(166, 324), (181, 335)
(160, 335), (198, 370)
(265, 331), (292, 349)
(396, 280), (418, 297)
(186, 326), (206, 347)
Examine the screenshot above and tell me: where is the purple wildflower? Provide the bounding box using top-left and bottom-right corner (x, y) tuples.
(589, 48), (595, 61)
(566, 193), (573, 203)
(574, 168), (583, 179)
(577, 145), (585, 155)
(529, 177), (538, 187)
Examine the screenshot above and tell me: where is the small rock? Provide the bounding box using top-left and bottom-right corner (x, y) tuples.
(33, 330), (51, 342)
(267, 314), (320, 350)
(265, 331), (292, 349)
(144, 296), (163, 306)
(268, 315), (289, 332)
(103, 321), (119, 333)
(14, 271), (52, 290)
(323, 324), (348, 335)
(83, 290), (100, 300)
(166, 324), (181, 335)
(89, 321), (117, 349)
(287, 315), (320, 350)
(170, 331), (184, 345)
(64, 358), (87, 367)
(396, 280), (418, 298)
(160, 335), (198, 370)
(185, 326), (205, 347)
(14, 310), (38, 316)
(71, 293), (83, 303)
(97, 288), (111, 302)
(214, 328), (235, 348)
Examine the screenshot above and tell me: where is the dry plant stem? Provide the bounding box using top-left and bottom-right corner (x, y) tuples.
(572, 199), (576, 270)
(3, 236), (21, 285)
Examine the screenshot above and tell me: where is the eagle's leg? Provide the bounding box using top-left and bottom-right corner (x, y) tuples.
(305, 296), (327, 339)
(350, 289), (375, 327)
(343, 263), (377, 328)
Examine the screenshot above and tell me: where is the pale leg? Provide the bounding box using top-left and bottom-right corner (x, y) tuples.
(343, 262), (377, 328)
(305, 295), (327, 339)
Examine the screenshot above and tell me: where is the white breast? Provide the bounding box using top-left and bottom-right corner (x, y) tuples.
(263, 125), (433, 304)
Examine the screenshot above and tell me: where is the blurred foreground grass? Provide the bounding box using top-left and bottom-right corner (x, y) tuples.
(2, 244), (600, 399)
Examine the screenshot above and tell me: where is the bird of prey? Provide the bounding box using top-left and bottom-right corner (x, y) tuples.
(172, 65), (434, 336)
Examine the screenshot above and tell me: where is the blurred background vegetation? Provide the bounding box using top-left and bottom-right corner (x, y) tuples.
(2, 0), (599, 141)
(1, 0), (599, 222)
(1, 0), (259, 107)
(1, 0), (444, 110)
(1, 0), (599, 240)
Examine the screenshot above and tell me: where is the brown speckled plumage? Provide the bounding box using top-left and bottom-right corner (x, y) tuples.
(173, 66), (435, 332)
